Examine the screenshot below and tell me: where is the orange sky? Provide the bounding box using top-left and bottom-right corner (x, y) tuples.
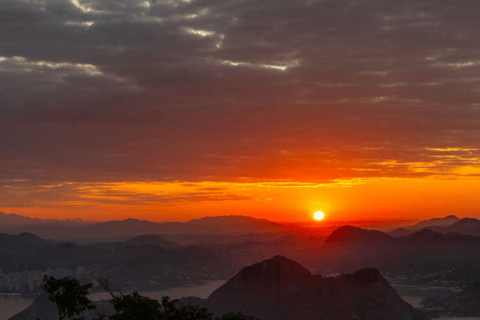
(3, 176), (480, 222)
(2, 0), (480, 223)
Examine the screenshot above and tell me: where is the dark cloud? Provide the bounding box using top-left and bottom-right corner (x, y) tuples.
(1, 0), (480, 189)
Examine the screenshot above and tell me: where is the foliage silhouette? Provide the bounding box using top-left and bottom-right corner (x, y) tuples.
(38, 276), (259, 320)
(39, 275), (96, 320)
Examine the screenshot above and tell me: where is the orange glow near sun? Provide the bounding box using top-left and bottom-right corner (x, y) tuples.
(314, 211), (324, 220)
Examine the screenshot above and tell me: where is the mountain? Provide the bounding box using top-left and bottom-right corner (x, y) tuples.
(90, 215), (290, 236)
(398, 229), (480, 246)
(389, 227), (413, 237)
(204, 256), (427, 320)
(323, 225), (395, 248)
(185, 215), (290, 234)
(389, 215), (460, 237)
(0, 215), (293, 241)
(124, 234), (181, 249)
(313, 226), (480, 286)
(444, 217), (480, 235)
(410, 215), (459, 229)
(0, 233), (60, 273)
(0, 212), (96, 228)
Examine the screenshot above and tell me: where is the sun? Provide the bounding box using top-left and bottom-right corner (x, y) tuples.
(314, 211), (324, 221)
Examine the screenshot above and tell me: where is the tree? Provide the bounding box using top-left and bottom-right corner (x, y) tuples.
(40, 275), (96, 320)
(159, 296), (213, 320)
(109, 291), (162, 320)
(39, 276), (260, 320)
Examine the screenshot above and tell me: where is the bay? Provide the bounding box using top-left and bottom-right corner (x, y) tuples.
(4, 282), (478, 320)
(88, 280), (228, 301)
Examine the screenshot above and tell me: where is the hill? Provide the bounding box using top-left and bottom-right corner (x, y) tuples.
(410, 215), (459, 229)
(0, 215), (294, 242)
(323, 225), (395, 248)
(124, 234), (181, 248)
(444, 217), (480, 235)
(0, 212), (95, 228)
(204, 255), (427, 320)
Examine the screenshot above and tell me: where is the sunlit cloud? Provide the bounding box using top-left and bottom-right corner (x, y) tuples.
(434, 60), (480, 69)
(71, 0), (102, 13)
(2, 0), (480, 220)
(182, 27), (216, 37)
(0, 56), (102, 76)
(65, 21), (95, 28)
(209, 58), (300, 71)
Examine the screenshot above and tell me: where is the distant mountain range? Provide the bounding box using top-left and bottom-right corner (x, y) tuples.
(0, 213), (293, 242)
(9, 256), (427, 320)
(0, 212), (96, 227)
(390, 216), (480, 237)
(313, 224), (480, 287)
(324, 225), (480, 249)
(411, 215), (460, 229)
(3, 211), (480, 242)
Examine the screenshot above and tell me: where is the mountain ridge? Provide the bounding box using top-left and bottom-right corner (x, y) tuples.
(204, 255), (427, 320)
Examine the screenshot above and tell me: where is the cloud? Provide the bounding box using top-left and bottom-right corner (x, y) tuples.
(1, 0), (480, 193)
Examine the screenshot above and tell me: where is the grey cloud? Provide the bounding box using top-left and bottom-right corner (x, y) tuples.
(1, 0), (480, 184)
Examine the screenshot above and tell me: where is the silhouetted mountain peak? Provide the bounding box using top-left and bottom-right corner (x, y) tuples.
(125, 234), (180, 248)
(17, 232), (43, 242)
(324, 225), (393, 247)
(348, 267), (383, 284)
(206, 257), (427, 320)
(234, 255), (312, 283)
(452, 217), (480, 226)
(411, 215), (460, 229)
(445, 215), (459, 219)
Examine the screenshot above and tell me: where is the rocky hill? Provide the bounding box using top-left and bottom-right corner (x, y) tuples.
(204, 255), (427, 320)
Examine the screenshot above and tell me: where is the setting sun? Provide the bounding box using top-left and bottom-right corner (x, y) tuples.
(314, 211), (324, 220)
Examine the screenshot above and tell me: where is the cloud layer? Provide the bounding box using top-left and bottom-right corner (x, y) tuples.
(2, 0), (480, 215)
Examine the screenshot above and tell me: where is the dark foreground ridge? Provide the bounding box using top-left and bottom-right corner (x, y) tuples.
(203, 255), (427, 320)
(9, 255), (428, 320)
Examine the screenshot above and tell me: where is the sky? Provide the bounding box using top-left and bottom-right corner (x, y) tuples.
(1, 0), (480, 223)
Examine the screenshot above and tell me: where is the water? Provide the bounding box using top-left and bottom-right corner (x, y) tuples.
(3, 282), (479, 320)
(0, 280), (227, 320)
(392, 284), (461, 308)
(392, 285), (480, 320)
(88, 280), (228, 301)
(0, 294), (35, 320)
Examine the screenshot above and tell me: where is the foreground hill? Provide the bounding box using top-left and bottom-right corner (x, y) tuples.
(9, 256), (427, 320)
(203, 256), (427, 320)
